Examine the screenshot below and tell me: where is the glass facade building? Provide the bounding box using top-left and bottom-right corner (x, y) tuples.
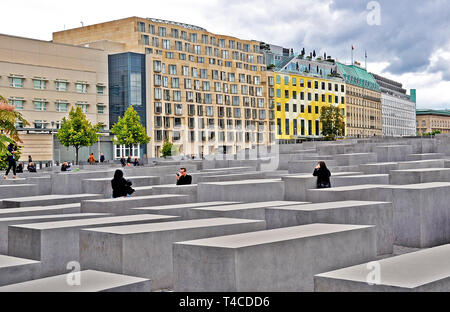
(108, 52), (147, 157)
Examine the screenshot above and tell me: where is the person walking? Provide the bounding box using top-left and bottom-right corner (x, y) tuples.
(100, 153), (105, 163)
(111, 169), (135, 198)
(313, 161), (331, 188)
(28, 155), (32, 163)
(4, 143), (17, 179)
(176, 167), (192, 185)
(88, 153), (95, 164)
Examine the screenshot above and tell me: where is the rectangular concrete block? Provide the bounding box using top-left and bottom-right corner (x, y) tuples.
(82, 176), (161, 198)
(306, 185), (387, 203)
(389, 168), (450, 184)
(81, 194), (191, 215)
(331, 174), (389, 187)
(0, 213), (109, 254)
(334, 153), (377, 166)
(288, 160), (337, 174)
(196, 171), (266, 183)
(132, 201), (241, 219)
(375, 145), (413, 162)
(0, 270), (151, 292)
(0, 184), (39, 200)
(80, 218), (266, 290)
(52, 170), (115, 195)
(282, 172), (362, 201)
(265, 200), (394, 255)
(406, 153), (445, 161)
(0, 255), (41, 287)
(173, 223), (376, 291)
(151, 184), (198, 202)
(359, 162), (398, 174)
(189, 201), (309, 220)
(315, 244), (450, 292)
(0, 204), (80, 218)
(8, 214), (179, 277)
(397, 159), (445, 170)
(1, 194), (102, 208)
(197, 179), (285, 203)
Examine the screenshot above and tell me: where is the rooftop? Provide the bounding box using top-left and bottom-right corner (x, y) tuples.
(416, 109), (450, 116)
(145, 17), (207, 31)
(336, 62), (380, 92)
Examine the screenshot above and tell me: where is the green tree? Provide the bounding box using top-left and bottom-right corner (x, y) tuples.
(0, 95), (29, 168)
(111, 106), (150, 158)
(56, 106), (102, 165)
(320, 105), (346, 141)
(161, 138), (173, 158)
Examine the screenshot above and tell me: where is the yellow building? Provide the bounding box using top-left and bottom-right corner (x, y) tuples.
(273, 71), (346, 140)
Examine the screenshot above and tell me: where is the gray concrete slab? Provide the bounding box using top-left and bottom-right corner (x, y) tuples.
(0, 213), (109, 254)
(288, 160), (337, 174)
(197, 179), (285, 203)
(0, 184), (39, 200)
(0, 255), (41, 287)
(0, 204), (80, 218)
(81, 194), (191, 215)
(359, 162), (398, 174)
(173, 223), (376, 291)
(0, 270), (151, 292)
(82, 176), (161, 198)
(314, 244), (450, 291)
(406, 153), (445, 161)
(79, 218), (266, 290)
(189, 201), (309, 220)
(132, 201), (242, 219)
(334, 153), (378, 166)
(375, 145), (413, 162)
(389, 168), (450, 184)
(305, 184), (387, 203)
(397, 159), (445, 170)
(8, 214), (180, 277)
(1, 194), (102, 208)
(331, 174), (389, 187)
(265, 200), (393, 255)
(196, 172), (266, 183)
(132, 186), (154, 197)
(282, 172), (362, 201)
(151, 184), (198, 202)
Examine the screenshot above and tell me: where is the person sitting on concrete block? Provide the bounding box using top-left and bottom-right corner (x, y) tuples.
(313, 161), (331, 188)
(111, 169), (135, 198)
(176, 167), (192, 185)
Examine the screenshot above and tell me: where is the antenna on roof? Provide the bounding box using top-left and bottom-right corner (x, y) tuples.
(80, 21), (84, 27)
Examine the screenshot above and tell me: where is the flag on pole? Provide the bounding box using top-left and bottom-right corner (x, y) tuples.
(352, 45), (354, 50)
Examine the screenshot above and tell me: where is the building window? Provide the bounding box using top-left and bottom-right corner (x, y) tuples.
(9, 77), (23, 88)
(33, 100), (47, 111)
(34, 120), (47, 129)
(9, 98), (24, 110)
(154, 102), (162, 113)
(115, 144), (140, 159)
(56, 101), (68, 112)
(76, 102), (88, 113)
(33, 79), (46, 90)
(159, 26), (166, 37)
(97, 104), (104, 114)
(141, 34), (149, 45)
(76, 83), (88, 93)
(137, 22), (146, 32)
(56, 81), (67, 91)
(97, 85), (104, 95)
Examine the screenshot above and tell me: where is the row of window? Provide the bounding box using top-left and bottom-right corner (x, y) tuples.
(276, 90), (345, 104)
(276, 75), (345, 92)
(7, 97), (104, 114)
(6, 77), (105, 94)
(137, 22), (259, 53)
(154, 130), (266, 143)
(142, 36), (264, 63)
(277, 103), (345, 116)
(277, 118), (322, 136)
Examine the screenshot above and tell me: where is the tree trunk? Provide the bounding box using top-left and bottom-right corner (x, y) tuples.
(75, 146), (79, 165)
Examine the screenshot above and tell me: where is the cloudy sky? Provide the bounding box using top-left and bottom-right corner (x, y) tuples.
(1, 0), (449, 110)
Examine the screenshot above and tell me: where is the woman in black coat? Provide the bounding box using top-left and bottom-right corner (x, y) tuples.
(111, 169), (135, 198)
(313, 161), (331, 188)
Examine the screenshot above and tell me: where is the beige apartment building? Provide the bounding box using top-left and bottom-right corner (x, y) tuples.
(53, 17), (275, 158)
(416, 109), (450, 134)
(0, 34), (109, 161)
(337, 63), (382, 137)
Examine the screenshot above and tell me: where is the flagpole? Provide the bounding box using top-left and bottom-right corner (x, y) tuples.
(365, 50), (367, 70)
(351, 45), (353, 65)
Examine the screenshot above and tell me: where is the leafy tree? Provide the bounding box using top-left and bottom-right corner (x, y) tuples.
(320, 104), (346, 141)
(56, 106), (102, 165)
(161, 139), (173, 158)
(0, 95), (29, 168)
(111, 106), (150, 157)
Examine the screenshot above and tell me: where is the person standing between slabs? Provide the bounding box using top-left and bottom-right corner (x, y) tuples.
(4, 143), (17, 179)
(313, 161), (331, 188)
(176, 167), (192, 185)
